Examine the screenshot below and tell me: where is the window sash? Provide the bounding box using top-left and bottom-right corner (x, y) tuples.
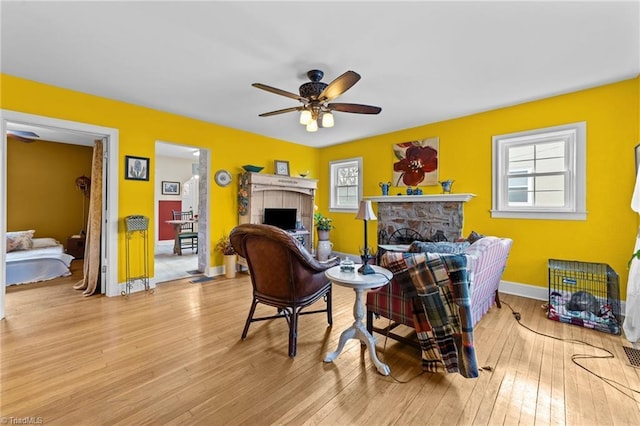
(492, 122), (586, 220)
(330, 158), (362, 212)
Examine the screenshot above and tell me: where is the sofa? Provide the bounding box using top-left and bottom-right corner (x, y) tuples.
(365, 236), (513, 376)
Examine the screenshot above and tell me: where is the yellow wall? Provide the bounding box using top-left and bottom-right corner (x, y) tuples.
(6, 138), (93, 244)
(3, 73), (639, 298)
(1, 74), (319, 281)
(320, 76), (640, 297)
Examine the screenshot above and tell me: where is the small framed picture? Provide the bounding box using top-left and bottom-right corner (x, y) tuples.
(274, 160), (290, 176)
(162, 181), (180, 195)
(125, 155), (150, 181)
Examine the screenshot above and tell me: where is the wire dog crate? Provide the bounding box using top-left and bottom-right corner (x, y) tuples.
(548, 259), (620, 335)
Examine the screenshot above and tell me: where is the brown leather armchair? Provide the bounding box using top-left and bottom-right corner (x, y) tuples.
(230, 223), (340, 357)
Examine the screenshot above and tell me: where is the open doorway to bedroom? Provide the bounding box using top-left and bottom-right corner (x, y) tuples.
(1, 110), (119, 320)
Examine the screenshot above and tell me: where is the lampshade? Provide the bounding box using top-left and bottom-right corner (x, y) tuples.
(299, 109), (312, 125)
(355, 200), (377, 221)
(321, 112), (334, 128)
(306, 119), (318, 132)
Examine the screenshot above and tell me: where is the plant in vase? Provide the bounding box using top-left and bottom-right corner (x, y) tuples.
(314, 212), (334, 241)
(314, 212), (334, 261)
(215, 233), (237, 278)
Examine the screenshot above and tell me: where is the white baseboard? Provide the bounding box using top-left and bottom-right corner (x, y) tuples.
(499, 280), (548, 301)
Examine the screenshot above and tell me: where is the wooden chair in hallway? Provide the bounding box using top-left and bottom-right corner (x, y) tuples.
(171, 210), (198, 254)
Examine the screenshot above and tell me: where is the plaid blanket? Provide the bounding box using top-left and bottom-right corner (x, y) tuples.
(381, 252), (479, 378)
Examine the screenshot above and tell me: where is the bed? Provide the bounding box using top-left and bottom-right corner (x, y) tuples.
(6, 232), (75, 286)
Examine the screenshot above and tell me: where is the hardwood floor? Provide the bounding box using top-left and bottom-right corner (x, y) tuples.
(2, 263), (640, 425)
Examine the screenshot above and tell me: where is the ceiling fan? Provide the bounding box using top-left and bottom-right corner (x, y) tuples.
(252, 69), (381, 132)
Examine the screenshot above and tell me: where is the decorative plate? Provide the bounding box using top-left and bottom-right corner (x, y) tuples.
(214, 169), (232, 187)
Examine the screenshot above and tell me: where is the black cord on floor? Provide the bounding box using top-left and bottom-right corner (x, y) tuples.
(502, 300), (640, 401)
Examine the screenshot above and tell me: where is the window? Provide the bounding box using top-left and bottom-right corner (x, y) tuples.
(492, 122), (586, 220)
(329, 157), (362, 212)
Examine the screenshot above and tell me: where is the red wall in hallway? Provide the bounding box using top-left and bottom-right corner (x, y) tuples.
(159, 200), (181, 240)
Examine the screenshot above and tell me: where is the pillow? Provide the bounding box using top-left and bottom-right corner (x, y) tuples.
(31, 237), (60, 249)
(466, 230), (485, 244)
(408, 240), (470, 254)
(6, 229), (35, 252)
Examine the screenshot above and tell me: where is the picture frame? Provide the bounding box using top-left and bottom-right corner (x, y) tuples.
(161, 181), (180, 195)
(635, 144), (640, 175)
(125, 155), (150, 181)
(274, 160), (290, 176)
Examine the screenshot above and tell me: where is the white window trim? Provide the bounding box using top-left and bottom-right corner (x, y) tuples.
(491, 122), (587, 221)
(329, 157), (363, 213)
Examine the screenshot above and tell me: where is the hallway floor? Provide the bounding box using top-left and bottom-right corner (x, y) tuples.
(154, 243), (199, 284)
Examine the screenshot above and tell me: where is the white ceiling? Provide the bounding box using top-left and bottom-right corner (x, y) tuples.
(2, 1), (639, 154)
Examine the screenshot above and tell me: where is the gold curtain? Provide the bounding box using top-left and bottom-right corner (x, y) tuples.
(74, 139), (103, 296)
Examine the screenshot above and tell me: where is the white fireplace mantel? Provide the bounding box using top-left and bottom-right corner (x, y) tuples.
(364, 193), (476, 203)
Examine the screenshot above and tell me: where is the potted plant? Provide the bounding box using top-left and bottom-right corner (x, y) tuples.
(314, 212), (334, 241)
(215, 233), (237, 278)
(314, 213), (335, 261)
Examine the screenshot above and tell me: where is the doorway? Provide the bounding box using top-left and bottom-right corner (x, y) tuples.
(1, 110), (120, 319)
(154, 141), (211, 284)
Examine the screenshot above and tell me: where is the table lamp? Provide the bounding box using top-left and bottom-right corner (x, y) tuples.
(355, 200), (377, 275)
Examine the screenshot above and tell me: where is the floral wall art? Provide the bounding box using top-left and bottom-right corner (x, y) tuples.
(392, 137), (439, 186)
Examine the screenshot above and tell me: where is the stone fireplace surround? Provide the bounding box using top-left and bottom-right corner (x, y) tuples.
(364, 194), (476, 244)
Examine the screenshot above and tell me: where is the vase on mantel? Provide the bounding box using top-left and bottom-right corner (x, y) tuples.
(316, 229), (333, 261)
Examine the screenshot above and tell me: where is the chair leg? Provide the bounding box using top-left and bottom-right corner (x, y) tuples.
(366, 308), (374, 334)
(242, 298), (258, 339)
(289, 309), (299, 357)
(495, 290), (502, 309)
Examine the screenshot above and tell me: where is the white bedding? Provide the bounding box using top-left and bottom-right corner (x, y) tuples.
(6, 239), (75, 286)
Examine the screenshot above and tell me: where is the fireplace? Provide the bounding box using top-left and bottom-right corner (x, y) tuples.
(364, 194), (475, 244)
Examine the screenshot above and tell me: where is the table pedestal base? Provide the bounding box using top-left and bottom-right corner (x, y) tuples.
(324, 287), (390, 376)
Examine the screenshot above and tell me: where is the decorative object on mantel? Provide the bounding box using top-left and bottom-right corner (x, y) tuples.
(298, 170), (309, 178)
(242, 165), (264, 173)
(274, 160), (290, 176)
(439, 179), (455, 194)
(393, 137), (438, 187)
(355, 200), (377, 275)
(379, 181), (391, 196)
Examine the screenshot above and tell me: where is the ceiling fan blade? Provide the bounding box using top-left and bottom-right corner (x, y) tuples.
(258, 106), (303, 117)
(319, 71), (361, 101)
(252, 83), (308, 103)
(327, 103), (382, 114)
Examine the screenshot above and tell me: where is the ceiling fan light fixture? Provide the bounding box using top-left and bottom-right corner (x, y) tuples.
(299, 109), (312, 125)
(306, 119), (318, 132)
(321, 112), (334, 128)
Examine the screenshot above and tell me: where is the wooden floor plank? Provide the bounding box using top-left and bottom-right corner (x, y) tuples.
(3, 269), (640, 424)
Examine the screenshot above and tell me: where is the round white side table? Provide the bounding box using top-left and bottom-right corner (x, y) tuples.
(323, 264), (393, 376)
